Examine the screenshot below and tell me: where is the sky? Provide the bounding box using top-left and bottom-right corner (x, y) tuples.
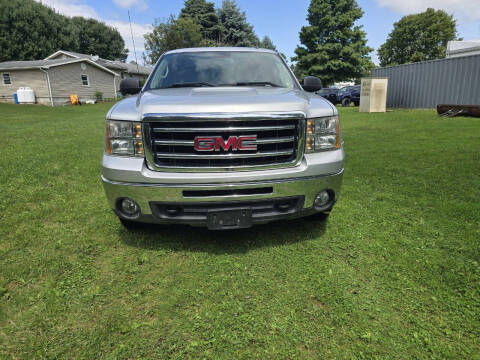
(35, 0), (480, 65)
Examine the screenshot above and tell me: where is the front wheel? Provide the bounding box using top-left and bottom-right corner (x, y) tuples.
(342, 98), (351, 107)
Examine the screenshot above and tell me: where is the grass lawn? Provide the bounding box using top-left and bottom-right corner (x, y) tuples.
(0, 102), (479, 359)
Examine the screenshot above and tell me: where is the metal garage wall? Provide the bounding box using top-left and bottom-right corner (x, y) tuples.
(372, 54), (480, 108)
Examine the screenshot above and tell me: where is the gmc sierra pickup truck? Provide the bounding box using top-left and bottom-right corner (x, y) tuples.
(102, 47), (344, 230)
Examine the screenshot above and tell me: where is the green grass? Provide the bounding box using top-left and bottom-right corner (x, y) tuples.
(0, 103), (479, 359)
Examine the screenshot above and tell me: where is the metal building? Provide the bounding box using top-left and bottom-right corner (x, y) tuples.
(446, 40), (480, 58)
(372, 54), (480, 109)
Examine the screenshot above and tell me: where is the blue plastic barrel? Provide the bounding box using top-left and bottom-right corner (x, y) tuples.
(13, 93), (19, 104)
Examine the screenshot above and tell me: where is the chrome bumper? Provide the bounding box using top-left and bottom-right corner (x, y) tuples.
(101, 148), (344, 226)
(101, 170), (343, 226)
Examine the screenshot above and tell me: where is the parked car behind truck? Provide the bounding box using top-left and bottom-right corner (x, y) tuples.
(338, 85), (361, 107)
(316, 88), (340, 104)
(102, 48), (344, 230)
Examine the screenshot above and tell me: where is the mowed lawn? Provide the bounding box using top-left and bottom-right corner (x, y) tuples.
(0, 102), (479, 359)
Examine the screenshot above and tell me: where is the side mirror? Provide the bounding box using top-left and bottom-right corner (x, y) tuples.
(120, 78), (141, 95)
(302, 76), (323, 92)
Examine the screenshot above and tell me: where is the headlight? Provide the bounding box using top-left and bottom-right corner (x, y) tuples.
(105, 120), (144, 157)
(305, 116), (342, 153)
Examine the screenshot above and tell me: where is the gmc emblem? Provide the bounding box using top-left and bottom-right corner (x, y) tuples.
(194, 135), (257, 152)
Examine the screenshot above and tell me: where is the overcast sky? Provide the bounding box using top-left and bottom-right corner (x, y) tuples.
(36, 0), (480, 64)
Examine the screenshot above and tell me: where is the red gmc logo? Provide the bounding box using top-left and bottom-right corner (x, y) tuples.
(194, 135), (257, 152)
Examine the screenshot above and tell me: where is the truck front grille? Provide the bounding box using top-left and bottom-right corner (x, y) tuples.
(143, 114), (304, 170)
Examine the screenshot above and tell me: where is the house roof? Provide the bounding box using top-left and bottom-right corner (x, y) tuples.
(99, 58), (152, 75)
(46, 50), (95, 60)
(45, 50), (152, 76)
(0, 58), (118, 76)
(447, 40), (480, 56)
(45, 50), (97, 61)
(0, 59), (76, 69)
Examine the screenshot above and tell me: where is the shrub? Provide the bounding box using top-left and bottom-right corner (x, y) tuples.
(95, 91), (103, 102)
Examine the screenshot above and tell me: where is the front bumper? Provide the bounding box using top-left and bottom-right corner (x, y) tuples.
(102, 170), (343, 227)
(102, 148), (344, 227)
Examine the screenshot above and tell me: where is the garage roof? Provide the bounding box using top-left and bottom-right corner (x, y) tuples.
(0, 58), (118, 76)
(45, 50), (152, 76)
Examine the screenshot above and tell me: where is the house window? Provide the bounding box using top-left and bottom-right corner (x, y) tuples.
(81, 74), (89, 86)
(2, 73), (11, 85)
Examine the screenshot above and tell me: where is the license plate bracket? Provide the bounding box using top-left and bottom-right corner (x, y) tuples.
(207, 209), (252, 230)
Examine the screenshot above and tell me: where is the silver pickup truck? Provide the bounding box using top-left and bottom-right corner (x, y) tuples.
(102, 47), (344, 230)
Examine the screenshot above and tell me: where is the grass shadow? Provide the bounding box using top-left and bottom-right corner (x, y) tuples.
(118, 216), (329, 255)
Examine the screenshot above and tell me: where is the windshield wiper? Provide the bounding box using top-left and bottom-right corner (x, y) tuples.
(164, 82), (216, 88)
(235, 81), (281, 87)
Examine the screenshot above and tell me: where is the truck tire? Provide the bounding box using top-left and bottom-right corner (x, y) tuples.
(342, 98), (351, 107)
(119, 217), (145, 229)
(353, 101), (359, 107)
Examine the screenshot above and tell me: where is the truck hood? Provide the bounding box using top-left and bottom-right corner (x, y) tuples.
(107, 87), (336, 121)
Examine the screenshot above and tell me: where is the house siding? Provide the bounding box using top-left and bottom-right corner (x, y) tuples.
(48, 62), (116, 105)
(0, 69), (50, 104)
(116, 72), (148, 91)
(115, 73), (122, 91)
(126, 73), (148, 84)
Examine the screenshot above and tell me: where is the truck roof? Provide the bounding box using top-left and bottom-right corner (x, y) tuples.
(164, 47), (278, 55)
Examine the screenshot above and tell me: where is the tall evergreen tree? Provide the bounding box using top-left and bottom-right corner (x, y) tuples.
(144, 16), (203, 64)
(293, 0), (373, 85)
(143, 0), (277, 63)
(217, 0), (259, 47)
(378, 8), (458, 66)
(179, 0), (220, 43)
(260, 36), (276, 51)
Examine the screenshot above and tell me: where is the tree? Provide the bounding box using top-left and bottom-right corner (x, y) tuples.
(260, 36), (276, 51)
(217, 0), (259, 47)
(290, 63), (302, 81)
(71, 17), (128, 61)
(292, 0), (373, 86)
(143, 16), (203, 64)
(378, 8), (458, 66)
(0, 0), (74, 61)
(179, 0), (220, 43)
(143, 0), (277, 62)
(0, 0), (128, 62)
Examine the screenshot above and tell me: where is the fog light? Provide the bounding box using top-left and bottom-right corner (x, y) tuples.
(314, 190), (330, 209)
(120, 198), (140, 217)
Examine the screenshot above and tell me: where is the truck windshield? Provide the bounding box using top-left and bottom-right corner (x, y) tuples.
(146, 51), (296, 90)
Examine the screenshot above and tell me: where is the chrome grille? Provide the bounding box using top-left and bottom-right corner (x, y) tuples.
(143, 113), (305, 171)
